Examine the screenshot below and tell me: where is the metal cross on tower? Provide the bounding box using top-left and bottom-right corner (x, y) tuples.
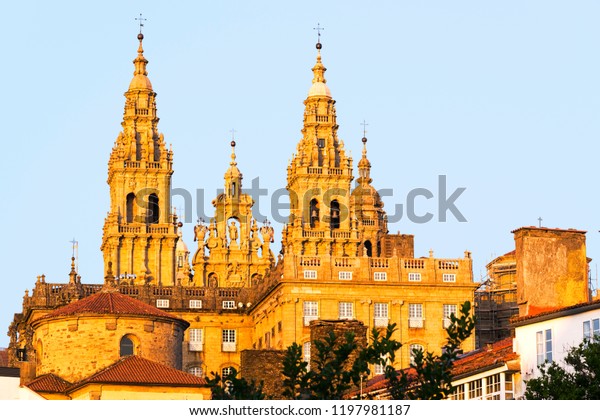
(135, 13), (147, 34)
(313, 23), (324, 43)
(361, 120), (369, 138)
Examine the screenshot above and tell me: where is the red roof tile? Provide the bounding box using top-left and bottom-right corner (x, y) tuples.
(512, 300), (600, 324)
(41, 291), (185, 323)
(27, 374), (72, 393)
(69, 356), (207, 390)
(452, 338), (519, 377)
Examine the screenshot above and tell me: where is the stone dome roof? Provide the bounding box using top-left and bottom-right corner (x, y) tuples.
(308, 81), (331, 98)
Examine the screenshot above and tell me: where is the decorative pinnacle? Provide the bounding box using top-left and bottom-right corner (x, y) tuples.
(135, 13), (147, 35)
(361, 120), (369, 145)
(230, 133), (237, 166)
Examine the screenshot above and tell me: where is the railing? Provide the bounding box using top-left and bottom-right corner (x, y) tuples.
(328, 168), (343, 175)
(119, 226), (142, 234)
(332, 231), (351, 239)
(147, 162), (161, 169)
(135, 109), (149, 116)
(119, 286), (140, 295)
(404, 259), (425, 269)
(147, 226), (169, 234)
(218, 290), (239, 298)
(370, 258), (390, 268)
(362, 219), (376, 226)
(153, 288), (173, 296)
(124, 161), (141, 169)
(303, 316), (318, 326)
(185, 289), (205, 297)
(302, 230), (325, 238)
(300, 257), (321, 267)
(374, 317), (389, 328)
(308, 167), (323, 175)
(316, 115), (329, 122)
(334, 257), (355, 268)
(438, 260), (460, 270)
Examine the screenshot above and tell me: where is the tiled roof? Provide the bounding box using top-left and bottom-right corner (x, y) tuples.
(452, 338), (519, 378)
(27, 374), (72, 393)
(512, 300), (600, 325)
(69, 356), (207, 390)
(41, 290), (185, 323)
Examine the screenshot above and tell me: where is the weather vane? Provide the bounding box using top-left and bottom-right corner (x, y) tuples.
(313, 23), (324, 43)
(361, 120), (369, 138)
(135, 13), (147, 35)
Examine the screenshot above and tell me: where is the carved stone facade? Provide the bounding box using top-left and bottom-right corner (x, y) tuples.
(7, 34), (477, 394)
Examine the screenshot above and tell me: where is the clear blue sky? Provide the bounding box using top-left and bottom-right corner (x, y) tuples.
(1, 1), (599, 347)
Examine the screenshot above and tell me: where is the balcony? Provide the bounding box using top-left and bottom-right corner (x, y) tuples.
(374, 317), (389, 328)
(409, 318), (424, 328)
(222, 342), (237, 352)
(189, 342), (203, 352)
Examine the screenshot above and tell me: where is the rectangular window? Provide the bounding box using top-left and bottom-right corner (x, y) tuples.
(304, 270), (317, 279)
(222, 329), (237, 352)
(409, 303), (424, 328)
(189, 299), (202, 309)
(450, 384), (465, 400)
(486, 374), (502, 400)
(374, 303), (389, 327)
(189, 328), (203, 352)
(442, 273), (456, 282)
(468, 379), (483, 400)
(339, 302), (354, 319)
(338, 271), (353, 280)
(374, 272), (387, 281)
(374, 361), (386, 375)
(156, 299), (169, 308)
(222, 300), (236, 309)
(443, 304), (457, 328)
(584, 318), (600, 341)
(504, 373), (514, 400)
(303, 342), (311, 371)
(408, 272), (421, 282)
(409, 344), (424, 365)
(536, 329), (552, 365)
(303, 301), (318, 326)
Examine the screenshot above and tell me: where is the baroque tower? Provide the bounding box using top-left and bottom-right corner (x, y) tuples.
(282, 40), (361, 258)
(191, 141), (274, 288)
(101, 33), (179, 285)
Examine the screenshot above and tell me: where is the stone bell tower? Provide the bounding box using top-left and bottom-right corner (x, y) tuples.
(100, 33), (179, 285)
(282, 39), (360, 258)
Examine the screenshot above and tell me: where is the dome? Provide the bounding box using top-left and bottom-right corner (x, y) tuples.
(308, 81), (331, 98)
(352, 183), (383, 208)
(128, 74), (153, 91)
(176, 236), (189, 253)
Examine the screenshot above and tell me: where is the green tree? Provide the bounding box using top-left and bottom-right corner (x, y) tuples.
(206, 367), (266, 400)
(281, 301), (475, 400)
(525, 338), (600, 400)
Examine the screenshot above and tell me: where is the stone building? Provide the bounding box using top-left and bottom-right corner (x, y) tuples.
(7, 32), (476, 398)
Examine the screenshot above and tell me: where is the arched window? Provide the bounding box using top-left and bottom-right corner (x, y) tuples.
(330, 200), (340, 229)
(364, 240), (373, 257)
(310, 199), (319, 228)
(126, 193), (136, 223)
(120, 336), (135, 357)
(146, 193), (159, 224)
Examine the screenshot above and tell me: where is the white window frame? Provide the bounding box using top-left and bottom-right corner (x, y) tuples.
(156, 299), (170, 308)
(303, 301), (318, 326)
(374, 302), (389, 327)
(409, 303), (424, 328)
(536, 329), (552, 365)
(443, 304), (457, 329)
(338, 302), (354, 320)
(221, 366), (234, 377)
(189, 328), (204, 352)
(374, 272), (387, 281)
(222, 300), (236, 309)
(303, 341), (311, 371)
(222, 329), (237, 352)
(409, 344), (424, 365)
(408, 272), (421, 282)
(338, 271), (353, 280)
(188, 366), (203, 377)
(442, 273), (456, 283)
(304, 270), (317, 279)
(189, 299), (203, 309)
(583, 318), (600, 341)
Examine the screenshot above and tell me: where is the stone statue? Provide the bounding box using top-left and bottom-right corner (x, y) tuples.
(229, 221), (239, 243)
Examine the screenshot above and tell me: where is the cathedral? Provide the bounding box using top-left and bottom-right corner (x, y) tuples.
(6, 31), (475, 399)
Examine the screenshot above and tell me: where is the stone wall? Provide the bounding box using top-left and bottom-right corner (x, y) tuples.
(240, 349), (286, 399)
